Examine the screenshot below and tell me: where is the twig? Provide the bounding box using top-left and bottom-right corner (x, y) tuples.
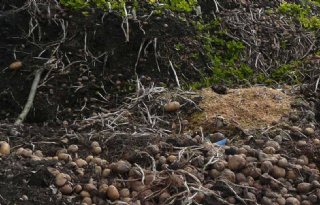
(121, 4), (130, 42)
(169, 60), (180, 88)
(15, 67), (44, 125)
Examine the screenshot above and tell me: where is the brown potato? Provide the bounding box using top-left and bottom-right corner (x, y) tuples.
(164, 101), (180, 112)
(0, 141), (10, 156)
(107, 185), (120, 200)
(9, 61), (23, 70)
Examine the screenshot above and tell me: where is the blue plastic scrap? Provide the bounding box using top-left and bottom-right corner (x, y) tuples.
(215, 138), (227, 146)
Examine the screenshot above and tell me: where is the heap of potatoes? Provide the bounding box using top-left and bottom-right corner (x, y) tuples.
(2, 126), (320, 205)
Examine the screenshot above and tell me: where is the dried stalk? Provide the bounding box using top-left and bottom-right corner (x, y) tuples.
(15, 67), (44, 125)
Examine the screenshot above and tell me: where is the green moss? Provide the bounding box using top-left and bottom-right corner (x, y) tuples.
(270, 61), (302, 83)
(160, 0), (198, 12)
(60, 0), (198, 13)
(278, 1), (320, 29)
(174, 42), (185, 51)
(188, 18), (254, 89)
(188, 64), (254, 89)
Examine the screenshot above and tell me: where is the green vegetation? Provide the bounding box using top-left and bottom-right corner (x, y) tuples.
(188, 19), (255, 89)
(270, 61), (302, 83)
(60, 0), (198, 13)
(278, 1), (320, 29)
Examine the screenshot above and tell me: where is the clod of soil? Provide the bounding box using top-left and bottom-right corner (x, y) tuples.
(192, 86), (293, 129)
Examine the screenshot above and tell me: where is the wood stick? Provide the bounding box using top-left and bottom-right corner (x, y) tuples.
(15, 68), (44, 125)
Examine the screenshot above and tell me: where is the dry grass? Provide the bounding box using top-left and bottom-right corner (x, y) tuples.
(191, 86), (293, 130)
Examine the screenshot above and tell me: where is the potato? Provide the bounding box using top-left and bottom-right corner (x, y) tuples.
(67, 145), (79, 153)
(164, 101), (180, 112)
(75, 158), (88, 168)
(60, 184), (73, 195)
(9, 61), (23, 70)
(55, 173), (68, 187)
(0, 141), (10, 156)
(107, 185), (120, 200)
